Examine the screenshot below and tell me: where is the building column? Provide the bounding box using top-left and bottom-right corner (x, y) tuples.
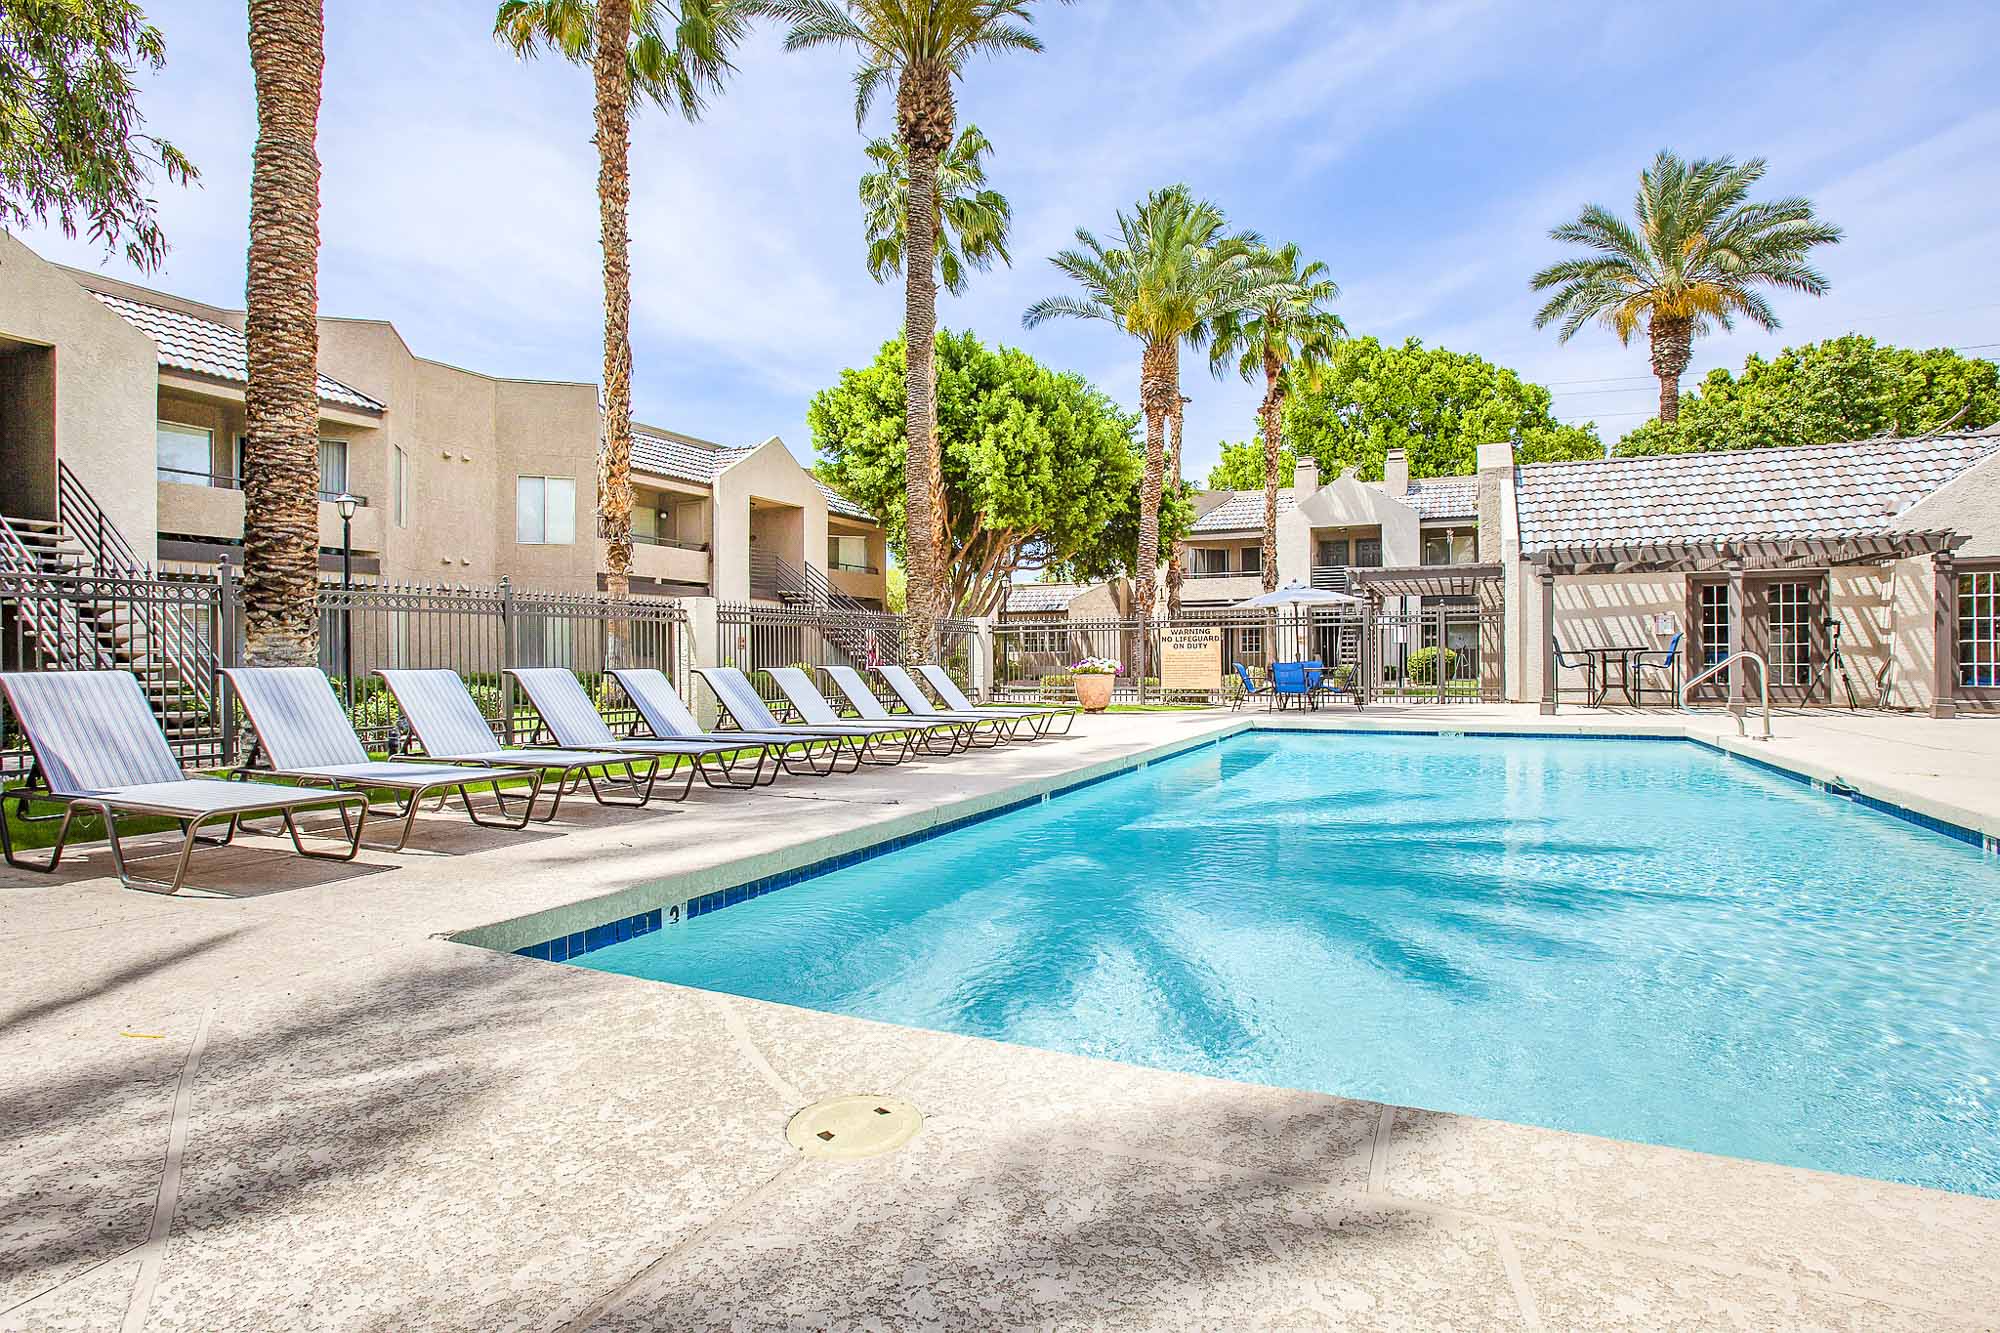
(1932, 551), (1958, 719)
(1726, 559), (1746, 716)
(972, 616), (996, 702)
(1538, 565), (1557, 715)
(682, 596), (722, 729)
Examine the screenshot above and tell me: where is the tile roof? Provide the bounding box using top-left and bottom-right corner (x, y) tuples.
(1514, 435), (2000, 553)
(631, 429), (875, 522)
(1004, 582), (1085, 613)
(1191, 489), (1297, 533)
(92, 292), (384, 412)
(1403, 475), (1480, 520)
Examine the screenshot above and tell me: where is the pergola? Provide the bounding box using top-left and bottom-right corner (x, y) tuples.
(1528, 529), (1968, 716)
(1352, 563), (1504, 604)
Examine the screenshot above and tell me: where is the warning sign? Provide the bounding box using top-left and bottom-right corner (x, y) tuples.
(1158, 625), (1222, 693)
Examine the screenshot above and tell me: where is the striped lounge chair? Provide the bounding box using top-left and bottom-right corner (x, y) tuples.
(505, 667), (780, 793)
(915, 664), (1077, 737)
(225, 666), (541, 852)
(767, 666), (966, 756)
(0, 670), (366, 894)
(696, 667), (918, 766)
(377, 668), (668, 818)
(606, 668), (856, 777)
(819, 664), (993, 754)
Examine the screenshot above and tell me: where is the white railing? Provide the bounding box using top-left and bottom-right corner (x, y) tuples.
(1680, 650), (1772, 741)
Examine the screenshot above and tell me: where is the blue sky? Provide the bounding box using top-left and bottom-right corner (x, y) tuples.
(22, 0), (2000, 481)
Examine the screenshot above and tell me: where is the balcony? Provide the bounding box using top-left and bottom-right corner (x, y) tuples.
(157, 470), (379, 552)
(612, 536), (709, 587)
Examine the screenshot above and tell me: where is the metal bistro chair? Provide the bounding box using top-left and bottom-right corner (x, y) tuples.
(1230, 662), (1273, 711)
(1553, 641), (1599, 705)
(1271, 661), (1317, 711)
(1628, 633), (1683, 706)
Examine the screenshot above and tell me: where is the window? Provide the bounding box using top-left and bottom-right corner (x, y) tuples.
(156, 421), (213, 485)
(1699, 582), (1731, 679)
(515, 476), (576, 545)
(1236, 627), (1263, 656)
(1190, 547), (1230, 575)
(1961, 570), (2000, 688)
(1241, 546), (1263, 574)
(318, 439), (348, 500)
(1767, 581), (1813, 687)
(829, 533), (871, 572)
(392, 446), (409, 527)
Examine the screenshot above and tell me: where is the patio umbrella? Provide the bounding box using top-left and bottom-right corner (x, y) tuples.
(1229, 583), (1364, 665)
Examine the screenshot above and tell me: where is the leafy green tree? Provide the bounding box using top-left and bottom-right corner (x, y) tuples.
(1209, 242), (1344, 590)
(0, 0), (197, 271)
(1532, 150), (1841, 423)
(760, 0), (1064, 658)
(859, 124), (1010, 296)
(1208, 439), (1295, 490)
(495, 0), (755, 639)
(1282, 336), (1603, 480)
(810, 329), (1180, 615)
(1617, 336), (2000, 455)
(1025, 185), (1279, 678)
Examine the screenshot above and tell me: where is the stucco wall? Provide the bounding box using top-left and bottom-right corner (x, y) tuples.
(0, 231), (159, 546)
(1893, 450), (2000, 560)
(711, 439), (831, 603)
(1513, 570), (1684, 703)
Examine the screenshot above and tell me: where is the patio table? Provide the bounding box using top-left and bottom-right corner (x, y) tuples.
(1579, 646), (1648, 706)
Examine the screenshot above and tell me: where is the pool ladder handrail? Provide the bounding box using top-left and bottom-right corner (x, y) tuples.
(1679, 650), (1772, 741)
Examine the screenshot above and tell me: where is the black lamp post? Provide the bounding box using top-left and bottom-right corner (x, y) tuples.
(334, 492), (359, 714)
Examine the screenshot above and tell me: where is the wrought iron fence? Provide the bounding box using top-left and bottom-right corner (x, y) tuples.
(993, 601), (1502, 705)
(1, 565), (690, 773)
(714, 602), (977, 718)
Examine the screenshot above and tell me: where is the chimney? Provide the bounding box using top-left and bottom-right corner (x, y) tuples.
(1293, 455), (1318, 495)
(1383, 448), (1409, 498)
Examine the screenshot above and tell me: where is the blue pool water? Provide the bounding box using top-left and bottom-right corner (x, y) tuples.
(570, 733), (2000, 1196)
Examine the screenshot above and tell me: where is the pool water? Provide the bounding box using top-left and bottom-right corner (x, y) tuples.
(571, 732), (2000, 1197)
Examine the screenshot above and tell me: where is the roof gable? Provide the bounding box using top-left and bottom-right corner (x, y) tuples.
(631, 427), (875, 522)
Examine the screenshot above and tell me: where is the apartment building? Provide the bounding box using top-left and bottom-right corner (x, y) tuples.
(0, 231), (884, 606)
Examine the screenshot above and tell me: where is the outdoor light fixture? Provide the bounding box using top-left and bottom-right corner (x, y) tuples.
(335, 493), (359, 713)
(334, 492), (360, 522)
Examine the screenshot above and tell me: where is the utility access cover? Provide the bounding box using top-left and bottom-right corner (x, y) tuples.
(785, 1095), (922, 1160)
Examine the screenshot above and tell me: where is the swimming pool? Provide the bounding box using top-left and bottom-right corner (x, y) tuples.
(564, 731), (2000, 1197)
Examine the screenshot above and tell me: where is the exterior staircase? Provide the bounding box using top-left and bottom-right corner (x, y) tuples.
(0, 463), (222, 758)
(748, 550), (892, 669)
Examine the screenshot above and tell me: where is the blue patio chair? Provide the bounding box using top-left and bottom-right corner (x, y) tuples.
(1300, 659), (1363, 709)
(1230, 662), (1272, 711)
(0, 670), (366, 894)
(1271, 661), (1316, 710)
(1553, 641), (1599, 703)
(1628, 633), (1683, 705)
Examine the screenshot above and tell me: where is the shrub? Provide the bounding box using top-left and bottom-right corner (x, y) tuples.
(1404, 646), (1458, 685)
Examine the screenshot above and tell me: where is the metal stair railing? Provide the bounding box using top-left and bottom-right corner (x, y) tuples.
(1679, 650), (1772, 740)
(51, 461), (220, 718)
(0, 513), (117, 672)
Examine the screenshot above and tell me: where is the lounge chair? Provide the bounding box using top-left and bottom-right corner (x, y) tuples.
(1231, 661), (1273, 711)
(0, 670), (366, 894)
(788, 666), (976, 754)
(377, 668), (666, 818)
(606, 667), (856, 776)
(697, 667), (918, 766)
(850, 665), (1015, 749)
(226, 666), (541, 852)
(914, 664), (1077, 737)
(506, 667), (779, 792)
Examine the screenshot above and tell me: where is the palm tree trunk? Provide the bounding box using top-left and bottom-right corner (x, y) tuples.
(1165, 392), (1186, 618)
(593, 0), (633, 665)
(1135, 340), (1175, 693)
(243, 0), (325, 669)
(897, 61), (954, 663)
(1259, 355), (1283, 594)
(1649, 313), (1693, 424)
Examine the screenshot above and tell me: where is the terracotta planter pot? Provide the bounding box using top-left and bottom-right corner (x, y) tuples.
(1073, 673), (1114, 712)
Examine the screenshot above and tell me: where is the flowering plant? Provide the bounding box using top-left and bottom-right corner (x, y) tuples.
(1069, 656), (1120, 675)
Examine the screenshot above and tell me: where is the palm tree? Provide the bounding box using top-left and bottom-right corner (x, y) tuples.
(1165, 392), (1187, 616)
(1209, 243), (1344, 592)
(1532, 151), (1841, 423)
(1025, 185), (1274, 683)
(494, 0), (754, 637)
(759, 0), (1062, 661)
(858, 124), (1011, 296)
(243, 0), (325, 666)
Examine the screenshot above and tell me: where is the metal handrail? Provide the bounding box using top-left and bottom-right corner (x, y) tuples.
(1680, 650), (1772, 740)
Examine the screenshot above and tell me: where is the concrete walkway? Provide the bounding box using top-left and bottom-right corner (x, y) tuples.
(2, 707), (1996, 1330)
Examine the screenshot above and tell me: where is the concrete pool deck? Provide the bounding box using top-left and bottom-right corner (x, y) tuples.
(2, 704), (1997, 1330)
